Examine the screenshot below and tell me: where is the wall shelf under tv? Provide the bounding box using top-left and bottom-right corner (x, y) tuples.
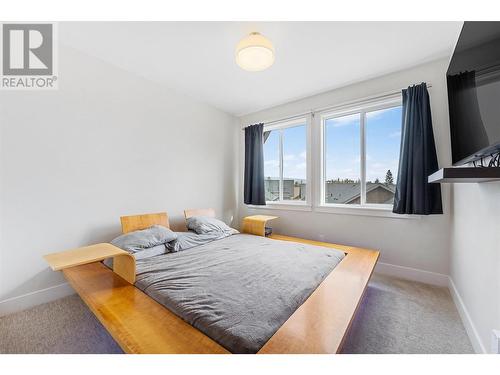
(428, 167), (500, 183)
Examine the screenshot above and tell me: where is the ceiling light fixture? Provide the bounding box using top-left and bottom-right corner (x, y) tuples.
(235, 32), (275, 72)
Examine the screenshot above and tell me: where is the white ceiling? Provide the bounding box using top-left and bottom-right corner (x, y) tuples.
(60, 22), (463, 116)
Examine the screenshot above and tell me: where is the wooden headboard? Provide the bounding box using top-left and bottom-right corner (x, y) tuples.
(184, 208), (216, 220)
(120, 212), (170, 234)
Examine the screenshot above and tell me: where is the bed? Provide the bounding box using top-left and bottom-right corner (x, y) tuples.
(51, 210), (379, 354)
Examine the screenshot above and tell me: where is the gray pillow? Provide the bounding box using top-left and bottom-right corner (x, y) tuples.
(110, 225), (177, 254)
(103, 244), (167, 268)
(186, 216), (238, 235)
(167, 230), (234, 253)
(131, 244), (168, 260)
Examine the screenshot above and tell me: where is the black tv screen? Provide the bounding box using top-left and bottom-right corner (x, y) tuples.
(447, 21), (500, 165)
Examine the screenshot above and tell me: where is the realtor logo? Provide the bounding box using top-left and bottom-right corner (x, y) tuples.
(1, 23), (58, 89)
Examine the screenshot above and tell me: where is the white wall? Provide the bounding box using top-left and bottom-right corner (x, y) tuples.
(449, 183), (500, 353)
(239, 59), (452, 278)
(0, 44), (238, 312)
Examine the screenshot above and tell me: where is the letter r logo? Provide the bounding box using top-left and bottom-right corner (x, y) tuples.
(3, 24), (53, 75)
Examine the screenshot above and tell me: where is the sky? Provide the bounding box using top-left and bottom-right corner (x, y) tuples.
(263, 106), (402, 183)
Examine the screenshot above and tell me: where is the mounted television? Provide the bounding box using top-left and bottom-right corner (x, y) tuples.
(447, 21), (500, 165)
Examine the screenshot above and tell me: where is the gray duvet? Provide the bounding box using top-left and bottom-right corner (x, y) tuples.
(134, 234), (345, 353)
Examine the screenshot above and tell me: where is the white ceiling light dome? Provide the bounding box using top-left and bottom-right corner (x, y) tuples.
(235, 32), (275, 72)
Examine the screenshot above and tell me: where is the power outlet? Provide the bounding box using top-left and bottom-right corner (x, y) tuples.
(492, 330), (500, 354)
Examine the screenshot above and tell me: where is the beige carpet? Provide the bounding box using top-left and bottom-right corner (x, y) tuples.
(341, 274), (473, 353)
(0, 273), (473, 354)
(0, 294), (122, 354)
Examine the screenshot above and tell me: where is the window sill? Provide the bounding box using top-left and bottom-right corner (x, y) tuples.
(245, 202), (422, 218)
(315, 204), (422, 219)
(246, 202), (312, 212)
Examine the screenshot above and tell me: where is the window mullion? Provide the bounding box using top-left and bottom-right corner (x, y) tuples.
(360, 111), (366, 206)
(279, 128), (284, 202)
(321, 117), (326, 206)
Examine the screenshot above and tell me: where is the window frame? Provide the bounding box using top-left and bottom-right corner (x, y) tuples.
(319, 95), (402, 211)
(262, 116), (311, 207)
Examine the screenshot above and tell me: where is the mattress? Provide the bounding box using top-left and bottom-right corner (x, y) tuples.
(134, 233), (345, 353)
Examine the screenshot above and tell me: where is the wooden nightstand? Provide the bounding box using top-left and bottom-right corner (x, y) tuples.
(241, 215), (278, 237)
(43, 243), (136, 284)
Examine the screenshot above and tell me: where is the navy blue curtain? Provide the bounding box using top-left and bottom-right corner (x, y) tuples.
(393, 83), (443, 215)
(244, 123), (266, 205)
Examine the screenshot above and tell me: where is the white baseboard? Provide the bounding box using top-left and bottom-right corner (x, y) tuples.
(448, 277), (487, 354)
(0, 283), (75, 317)
(375, 262), (449, 286)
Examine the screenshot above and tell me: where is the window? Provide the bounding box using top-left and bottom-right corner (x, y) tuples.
(263, 119), (308, 204)
(365, 106), (402, 205)
(324, 113), (361, 205)
(321, 98), (402, 208)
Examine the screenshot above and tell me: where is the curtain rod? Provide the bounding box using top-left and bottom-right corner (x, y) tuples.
(242, 82), (432, 130)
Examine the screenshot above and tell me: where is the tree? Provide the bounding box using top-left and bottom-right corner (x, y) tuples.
(385, 170), (394, 185)
(374, 178), (380, 184)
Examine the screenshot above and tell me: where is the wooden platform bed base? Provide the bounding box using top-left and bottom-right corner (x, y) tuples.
(60, 213), (379, 354)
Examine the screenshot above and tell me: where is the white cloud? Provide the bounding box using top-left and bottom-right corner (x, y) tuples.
(266, 156), (307, 179)
(389, 131), (401, 138)
(284, 160), (307, 179)
(366, 159), (399, 182)
(296, 162), (306, 170)
(327, 114), (359, 128)
(269, 152), (308, 179)
(366, 107), (393, 120)
(264, 159), (279, 167)
(371, 162), (386, 169)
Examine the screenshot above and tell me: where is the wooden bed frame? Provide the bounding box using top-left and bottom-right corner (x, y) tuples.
(55, 210), (379, 354)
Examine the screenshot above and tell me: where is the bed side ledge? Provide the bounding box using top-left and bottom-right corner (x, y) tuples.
(43, 243), (136, 284)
